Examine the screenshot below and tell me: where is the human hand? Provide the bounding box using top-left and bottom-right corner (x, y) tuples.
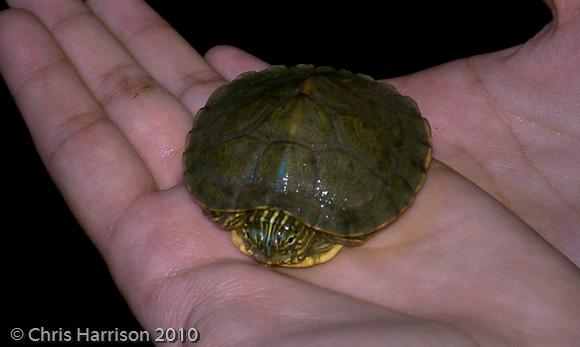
(1, 1), (578, 346)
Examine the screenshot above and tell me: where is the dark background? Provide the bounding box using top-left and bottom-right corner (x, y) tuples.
(3, 1), (550, 345)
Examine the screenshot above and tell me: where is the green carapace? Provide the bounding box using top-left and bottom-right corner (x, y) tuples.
(184, 65), (432, 267)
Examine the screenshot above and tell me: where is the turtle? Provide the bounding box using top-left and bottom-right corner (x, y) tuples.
(183, 65), (432, 268)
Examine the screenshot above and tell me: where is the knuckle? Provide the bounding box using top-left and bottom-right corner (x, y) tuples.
(177, 70), (224, 100)
(95, 64), (157, 105)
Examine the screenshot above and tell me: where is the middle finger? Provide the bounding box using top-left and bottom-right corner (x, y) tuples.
(10, 0), (200, 189)
(87, 0), (226, 112)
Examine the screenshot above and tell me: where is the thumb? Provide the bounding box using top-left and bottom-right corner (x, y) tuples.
(544, 0), (580, 24)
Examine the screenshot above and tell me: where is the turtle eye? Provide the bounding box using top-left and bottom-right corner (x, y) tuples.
(287, 236), (296, 245)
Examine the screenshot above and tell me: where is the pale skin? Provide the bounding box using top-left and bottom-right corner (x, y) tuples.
(1, 0), (579, 345)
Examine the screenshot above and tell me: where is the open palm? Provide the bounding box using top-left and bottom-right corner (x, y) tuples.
(1, 1), (578, 346)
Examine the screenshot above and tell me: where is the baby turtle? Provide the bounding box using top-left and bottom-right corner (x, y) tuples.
(183, 65), (432, 267)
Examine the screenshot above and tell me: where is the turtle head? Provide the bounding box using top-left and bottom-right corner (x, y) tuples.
(229, 209), (343, 267)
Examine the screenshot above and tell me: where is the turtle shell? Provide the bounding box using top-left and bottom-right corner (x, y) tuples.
(183, 65), (431, 239)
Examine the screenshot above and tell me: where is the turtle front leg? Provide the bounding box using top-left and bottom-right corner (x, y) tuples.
(282, 231), (343, 268)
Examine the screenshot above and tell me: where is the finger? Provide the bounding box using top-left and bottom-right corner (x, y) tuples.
(205, 45), (270, 81)
(86, 0), (225, 113)
(0, 9), (156, 250)
(547, 0), (580, 24)
(8, 0), (193, 189)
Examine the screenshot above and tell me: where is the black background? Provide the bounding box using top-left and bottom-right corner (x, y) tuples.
(3, 1), (550, 345)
